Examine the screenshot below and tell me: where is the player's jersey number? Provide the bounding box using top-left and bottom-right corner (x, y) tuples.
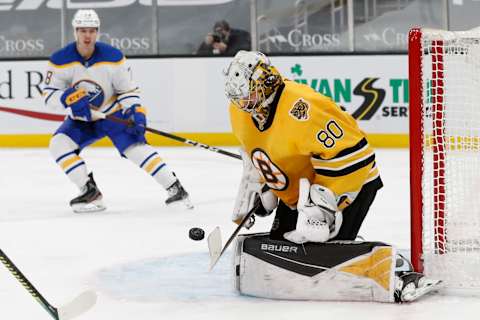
(251, 149), (288, 191)
(45, 71), (53, 85)
(316, 120), (344, 148)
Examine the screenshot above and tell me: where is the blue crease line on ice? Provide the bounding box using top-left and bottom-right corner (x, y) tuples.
(95, 251), (239, 302)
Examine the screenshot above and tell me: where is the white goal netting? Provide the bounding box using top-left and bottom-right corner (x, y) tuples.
(412, 28), (480, 288)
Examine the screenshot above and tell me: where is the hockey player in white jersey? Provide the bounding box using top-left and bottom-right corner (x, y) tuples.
(43, 9), (192, 213)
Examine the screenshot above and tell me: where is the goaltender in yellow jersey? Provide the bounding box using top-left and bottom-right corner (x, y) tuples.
(224, 51), (442, 304)
(225, 51), (382, 242)
(230, 79), (381, 208)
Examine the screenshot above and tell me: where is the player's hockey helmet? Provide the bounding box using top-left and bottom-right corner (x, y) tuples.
(224, 50), (283, 112)
(72, 9), (100, 30)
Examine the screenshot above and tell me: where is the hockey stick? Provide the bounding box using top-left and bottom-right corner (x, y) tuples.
(0, 249), (97, 320)
(91, 110), (241, 160)
(208, 199), (261, 271)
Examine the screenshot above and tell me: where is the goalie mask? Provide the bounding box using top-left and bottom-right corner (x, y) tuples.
(72, 9), (100, 39)
(224, 51), (283, 121)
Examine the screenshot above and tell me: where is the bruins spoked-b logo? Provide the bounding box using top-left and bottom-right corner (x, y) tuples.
(289, 98), (310, 121)
(251, 149), (288, 191)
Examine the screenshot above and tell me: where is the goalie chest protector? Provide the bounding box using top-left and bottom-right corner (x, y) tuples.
(233, 233), (396, 302)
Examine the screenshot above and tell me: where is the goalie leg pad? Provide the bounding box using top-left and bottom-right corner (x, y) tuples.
(234, 233), (396, 302)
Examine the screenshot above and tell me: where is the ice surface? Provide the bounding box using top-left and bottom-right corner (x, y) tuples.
(1, 147), (479, 320)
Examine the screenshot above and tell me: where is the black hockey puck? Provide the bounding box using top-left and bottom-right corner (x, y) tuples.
(189, 227), (205, 241)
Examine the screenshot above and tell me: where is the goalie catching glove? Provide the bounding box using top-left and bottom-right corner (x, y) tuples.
(232, 149), (278, 228)
(284, 178), (343, 244)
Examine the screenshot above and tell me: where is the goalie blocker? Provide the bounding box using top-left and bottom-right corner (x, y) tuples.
(234, 233), (441, 303)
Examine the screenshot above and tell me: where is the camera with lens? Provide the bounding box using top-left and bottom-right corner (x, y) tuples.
(212, 32), (225, 43)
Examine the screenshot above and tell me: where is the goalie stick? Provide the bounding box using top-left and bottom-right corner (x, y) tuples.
(91, 110), (263, 271)
(90, 110), (241, 160)
(0, 249), (97, 320)
(208, 199), (261, 271)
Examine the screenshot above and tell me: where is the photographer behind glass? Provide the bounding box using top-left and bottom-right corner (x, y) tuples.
(197, 20), (251, 56)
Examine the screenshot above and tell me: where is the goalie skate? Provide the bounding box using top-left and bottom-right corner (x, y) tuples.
(70, 173), (106, 213)
(395, 271), (442, 303)
(165, 180), (193, 209)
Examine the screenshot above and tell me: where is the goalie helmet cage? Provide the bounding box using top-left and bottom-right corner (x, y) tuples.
(409, 27), (480, 288)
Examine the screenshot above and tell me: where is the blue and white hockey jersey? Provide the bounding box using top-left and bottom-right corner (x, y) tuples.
(43, 42), (141, 118)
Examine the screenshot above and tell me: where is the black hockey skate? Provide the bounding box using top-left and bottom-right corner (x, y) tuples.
(70, 173), (106, 213)
(394, 271), (442, 303)
(165, 180), (193, 209)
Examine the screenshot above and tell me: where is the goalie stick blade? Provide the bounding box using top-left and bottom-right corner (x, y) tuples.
(207, 226), (222, 271)
(207, 202), (260, 271)
(57, 290), (97, 320)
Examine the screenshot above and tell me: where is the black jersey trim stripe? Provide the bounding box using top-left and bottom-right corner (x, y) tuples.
(314, 151), (374, 170)
(312, 138), (368, 161)
(252, 83), (285, 132)
(315, 154), (375, 177)
(311, 144), (370, 164)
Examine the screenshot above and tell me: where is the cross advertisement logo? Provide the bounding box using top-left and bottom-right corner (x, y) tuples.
(0, 0), (155, 10)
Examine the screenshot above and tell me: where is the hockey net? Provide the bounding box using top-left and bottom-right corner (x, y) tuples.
(409, 27), (480, 288)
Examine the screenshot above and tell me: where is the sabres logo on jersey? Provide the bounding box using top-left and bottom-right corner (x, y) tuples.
(73, 79), (105, 109)
(289, 98), (310, 121)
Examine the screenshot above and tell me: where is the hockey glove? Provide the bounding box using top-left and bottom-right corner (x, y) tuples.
(284, 178), (343, 244)
(60, 87), (92, 121)
(123, 104), (147, 137)
(232, 149), (278, 228)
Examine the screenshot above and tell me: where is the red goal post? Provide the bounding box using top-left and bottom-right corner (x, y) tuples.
(409, 27), (480, 288)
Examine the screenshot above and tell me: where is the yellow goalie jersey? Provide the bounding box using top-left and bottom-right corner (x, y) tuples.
(230, 80), (381, 209)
